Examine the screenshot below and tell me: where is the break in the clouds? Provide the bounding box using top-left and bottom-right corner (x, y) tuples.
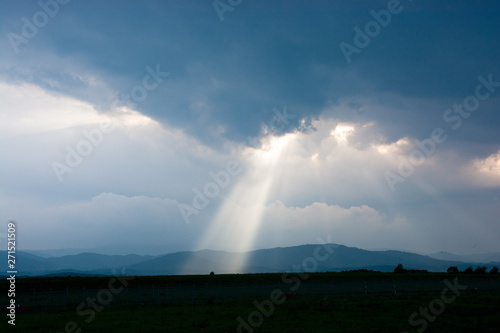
(0, 0), (499, 256)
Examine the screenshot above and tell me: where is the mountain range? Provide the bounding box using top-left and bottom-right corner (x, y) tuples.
(3, 244), (499, 277)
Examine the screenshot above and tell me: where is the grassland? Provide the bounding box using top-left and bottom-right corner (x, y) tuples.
(2, 272), (500, 332)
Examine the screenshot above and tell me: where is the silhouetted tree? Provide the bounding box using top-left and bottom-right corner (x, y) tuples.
(393, 264), (406, 273)
(447, 266), (459, 274)
(474, 266), (487, 274)
(209, 271), (215, 276)
(490, 266), (499, 274)
(463, 266), (474, 274)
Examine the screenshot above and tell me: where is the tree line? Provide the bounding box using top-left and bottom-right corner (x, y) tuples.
(393, 264), (499, 274)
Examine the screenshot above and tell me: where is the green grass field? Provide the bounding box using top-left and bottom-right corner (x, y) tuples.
(2, 272), (500, 332)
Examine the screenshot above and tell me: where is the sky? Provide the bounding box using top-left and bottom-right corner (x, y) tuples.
(0, 0), (499, 256)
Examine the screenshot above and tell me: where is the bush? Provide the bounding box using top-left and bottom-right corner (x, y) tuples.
(447, 266), (459, 274)
(393, 264), (405, 274)
(490, 266), (499, 274)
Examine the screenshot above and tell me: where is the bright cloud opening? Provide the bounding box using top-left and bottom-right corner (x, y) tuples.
(330, 124), (355, 144)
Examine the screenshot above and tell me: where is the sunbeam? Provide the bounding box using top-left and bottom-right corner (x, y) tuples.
(191, 133), (296, 272)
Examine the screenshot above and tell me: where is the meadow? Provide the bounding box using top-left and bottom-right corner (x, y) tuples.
(2, 272), (499, 332)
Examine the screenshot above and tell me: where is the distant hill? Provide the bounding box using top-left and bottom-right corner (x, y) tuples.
(428, 251), (500, 263)
(126, 244), (498, 275)
(3, 244), (499, 277)
(23, 243), (189, 257)
(0, 251), (154, 276)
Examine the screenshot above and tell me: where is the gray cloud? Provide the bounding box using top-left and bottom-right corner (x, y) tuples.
(1, 0), (499, 255)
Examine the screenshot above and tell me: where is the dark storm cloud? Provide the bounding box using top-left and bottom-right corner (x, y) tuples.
(1, 0), (499, 148)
